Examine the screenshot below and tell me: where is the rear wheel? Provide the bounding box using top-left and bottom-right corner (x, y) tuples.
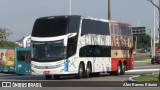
(84, 63), (92, 78)
(45, 75), (52, 80)
(120, 63), (126, 75)
(76, 63), (84, 79)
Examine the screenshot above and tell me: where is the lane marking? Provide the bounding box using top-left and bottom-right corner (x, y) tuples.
(126, 69), (159, 73)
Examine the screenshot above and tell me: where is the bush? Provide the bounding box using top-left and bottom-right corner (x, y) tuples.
(0, 41), (20, 47)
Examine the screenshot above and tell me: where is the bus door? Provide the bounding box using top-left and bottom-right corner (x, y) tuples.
(15, 48), (31, 75)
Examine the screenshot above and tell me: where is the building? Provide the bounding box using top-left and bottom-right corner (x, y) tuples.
(132, 27), (146, 36)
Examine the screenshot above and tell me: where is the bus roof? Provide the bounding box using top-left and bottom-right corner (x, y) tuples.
(35, 15), (131, 27)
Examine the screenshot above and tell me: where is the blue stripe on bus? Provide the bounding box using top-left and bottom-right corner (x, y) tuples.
(64, 59), (68, 72)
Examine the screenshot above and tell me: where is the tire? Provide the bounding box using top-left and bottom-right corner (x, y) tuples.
(120, 63), (126, 75)
(45, 75), (52, 80)
(76, 63), (84, 79)
(115, 63), (121, 75)
(84, 63), (92, 78)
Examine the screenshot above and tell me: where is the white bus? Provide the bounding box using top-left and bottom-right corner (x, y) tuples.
(30, 15), (134, 80)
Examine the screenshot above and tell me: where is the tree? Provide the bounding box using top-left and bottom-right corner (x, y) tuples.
(133, 35), (151, 49)
(0, 28), (12, 41)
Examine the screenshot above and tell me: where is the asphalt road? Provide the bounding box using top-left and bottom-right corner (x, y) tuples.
(134, 52), (151, 58)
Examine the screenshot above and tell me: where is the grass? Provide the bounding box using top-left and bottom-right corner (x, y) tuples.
(134, 56), (151, 61)
(132, 74), (159, 81)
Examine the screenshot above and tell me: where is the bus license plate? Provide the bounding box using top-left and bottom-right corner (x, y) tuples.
(43, 71), (50, 74)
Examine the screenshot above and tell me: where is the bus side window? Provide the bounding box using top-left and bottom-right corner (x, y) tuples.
(18, 51), (24, 61)
(25, 52), (30, 63)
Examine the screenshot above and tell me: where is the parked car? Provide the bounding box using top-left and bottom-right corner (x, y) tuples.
(151, 56), (160, 64)
(141, 48), (151, 53)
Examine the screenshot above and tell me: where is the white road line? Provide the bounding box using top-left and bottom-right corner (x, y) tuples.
(126, 69), (159, 73)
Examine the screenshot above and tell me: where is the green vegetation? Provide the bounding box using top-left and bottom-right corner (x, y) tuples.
(0, 41), (20, 47)
(134, 56), (151, 61)
(133, 74), (159, 81)
(133, 35), (151, 49)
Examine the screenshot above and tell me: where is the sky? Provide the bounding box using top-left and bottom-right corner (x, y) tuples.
(0, 0), (158, 41)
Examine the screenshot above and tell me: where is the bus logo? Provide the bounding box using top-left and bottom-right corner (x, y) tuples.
(114, 51), (118, 56)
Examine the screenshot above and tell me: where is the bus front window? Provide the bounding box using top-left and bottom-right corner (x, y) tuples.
(31, 40), (66, 62)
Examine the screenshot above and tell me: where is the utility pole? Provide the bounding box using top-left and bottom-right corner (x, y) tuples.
(108, 0), (111, 20)
(148, 0), (160, 82)
(149, 0), (160, 46)
(69, 0), (71, 15)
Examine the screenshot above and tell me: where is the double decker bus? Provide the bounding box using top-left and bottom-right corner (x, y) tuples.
(30, 15), (134, 79)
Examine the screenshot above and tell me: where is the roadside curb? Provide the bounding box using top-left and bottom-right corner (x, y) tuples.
(127, 75), (140, 82)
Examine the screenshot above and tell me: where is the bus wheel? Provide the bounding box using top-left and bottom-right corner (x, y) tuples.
(120, 63), (126, 75)
(115, 63), (121, 75)
(76, 63), (84, 79)
(84, 63), (92, 78)
(45, 75), (52, 80)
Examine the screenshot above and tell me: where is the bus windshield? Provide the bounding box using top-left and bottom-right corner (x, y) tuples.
(31, 40), (66, 62)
